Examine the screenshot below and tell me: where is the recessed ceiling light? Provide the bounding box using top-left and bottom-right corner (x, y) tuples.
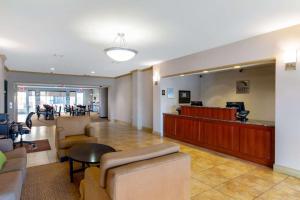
(50, 67), (55, 71)
(53, 54), (64, 58)
(203, 70), (208, 73)
(233, 65), (241, 69)
(91, 71), (95, 74)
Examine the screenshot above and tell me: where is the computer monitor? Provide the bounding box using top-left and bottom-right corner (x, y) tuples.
(191, 101), (203, 106)
(226, 102), (245, 113)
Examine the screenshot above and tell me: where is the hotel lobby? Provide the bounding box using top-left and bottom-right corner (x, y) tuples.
(1, 1), (300, 200)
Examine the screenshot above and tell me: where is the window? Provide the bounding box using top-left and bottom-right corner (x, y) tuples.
(69, 92), (76, 106)
(17, 91), (27, 114)
(76, 92), (84, 105)
(39, 91), (66, 108)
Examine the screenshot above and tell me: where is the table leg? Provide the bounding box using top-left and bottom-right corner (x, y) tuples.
(82, 162), (85, 169)
(69, 158), (74, 182)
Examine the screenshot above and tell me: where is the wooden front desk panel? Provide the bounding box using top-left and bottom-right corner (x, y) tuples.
(180, 106), (237, 121)
(163, 114), (274, 167)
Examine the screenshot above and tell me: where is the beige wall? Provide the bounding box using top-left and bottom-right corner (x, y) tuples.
(113, 75), (132, 123)
(0, 56), (6, 113)
(161, 75), (202, 114)
(200, 65), (275, 121)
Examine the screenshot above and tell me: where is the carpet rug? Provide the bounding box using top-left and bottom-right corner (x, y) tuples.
(15, 139), (51, 153)
(22, 162), (82, 200)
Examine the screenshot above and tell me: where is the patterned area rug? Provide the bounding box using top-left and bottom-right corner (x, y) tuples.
(15, 139), (51, 153)
(22, 162), (82, 200)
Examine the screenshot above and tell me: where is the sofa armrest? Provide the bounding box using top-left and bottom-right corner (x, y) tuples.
(55, 127), (65, 140)
(100, 143), (180, 187)
(85, 125), (96, 137)
(0, 139), (14, 152)
(106, 153), (190, 200)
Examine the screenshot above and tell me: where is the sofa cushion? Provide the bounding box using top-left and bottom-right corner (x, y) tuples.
(0, 139), (14, 152)
(0, 157), (27, 181)
(0, 151), (7, 170)
(0, 171), (23, 200)
(56, 116), (91, 137)
(100, 143), (180, 187)
(5, 147), (27, 160)
(59, 135), (97, 149)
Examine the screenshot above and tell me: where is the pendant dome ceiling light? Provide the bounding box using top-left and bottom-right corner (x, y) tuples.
(104, 33), (138, 62)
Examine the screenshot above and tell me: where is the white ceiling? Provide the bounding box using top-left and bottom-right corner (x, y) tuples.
(1, 0), (300, 77)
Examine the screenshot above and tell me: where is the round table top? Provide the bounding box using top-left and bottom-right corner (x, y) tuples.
(68, 143), (116, 164)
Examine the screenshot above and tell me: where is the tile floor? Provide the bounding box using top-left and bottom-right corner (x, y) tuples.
(22, 120), (300, 200)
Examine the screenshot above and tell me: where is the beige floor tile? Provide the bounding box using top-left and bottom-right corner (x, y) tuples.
(279, 176), (300, 192)
(234, 174), (276, 188)
(251, 168), (287, 184)
(215, 179), (269, 200)
(211, 164), (248, 179)
(256, 182), (300, 200)
(192, 158), (217, 172)
(192, 168), (230, 187)
(192, 189), (234, 200)
(191, 178), (212, 197)
(223, 159), (258, 172)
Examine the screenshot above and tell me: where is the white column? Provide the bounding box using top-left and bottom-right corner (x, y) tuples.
(152, 66), (162, 135)
(131, 70), (143, 129)
(99, 87), (108, 117)
(275, 51), (300, 174)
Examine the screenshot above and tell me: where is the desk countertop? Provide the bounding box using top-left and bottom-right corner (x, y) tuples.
(163, 113), (275, 127)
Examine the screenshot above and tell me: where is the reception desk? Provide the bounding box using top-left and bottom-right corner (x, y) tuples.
(163, 107), (275, 167)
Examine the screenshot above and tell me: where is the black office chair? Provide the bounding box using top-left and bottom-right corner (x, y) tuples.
(11, 112), (36, 148)
(36, 105), (41, 119)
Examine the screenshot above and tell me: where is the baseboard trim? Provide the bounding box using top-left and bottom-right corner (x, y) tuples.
(152, 131), (162, 136)
(113, 119), (131, 125)
(142, 126), (153, 133)
(112, 119), (159, 135)
(274, 164), (300, 178)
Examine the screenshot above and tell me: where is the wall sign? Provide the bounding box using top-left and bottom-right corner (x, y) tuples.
(236, 80), (250, 94)
(167, 88), (175, 98)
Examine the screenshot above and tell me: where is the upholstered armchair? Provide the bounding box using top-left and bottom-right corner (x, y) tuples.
(55, 116), (97, 161)
(80, 143), (191, 200)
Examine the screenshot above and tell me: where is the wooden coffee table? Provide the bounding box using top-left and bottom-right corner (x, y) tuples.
(68, 143), (116, 182)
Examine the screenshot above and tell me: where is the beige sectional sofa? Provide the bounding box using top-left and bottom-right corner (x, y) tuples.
(0, 139), (27, 200)
(80, 143), (191, 200)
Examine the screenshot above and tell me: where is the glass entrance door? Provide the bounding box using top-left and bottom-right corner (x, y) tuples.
(17, 91), (27, 114)
(28, 90), (36, 113)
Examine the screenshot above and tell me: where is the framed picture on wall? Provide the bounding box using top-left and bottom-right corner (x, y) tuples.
(167, 88), (175, 98)
(179, 90), (191, 103)
(236, 80), (250, 94)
